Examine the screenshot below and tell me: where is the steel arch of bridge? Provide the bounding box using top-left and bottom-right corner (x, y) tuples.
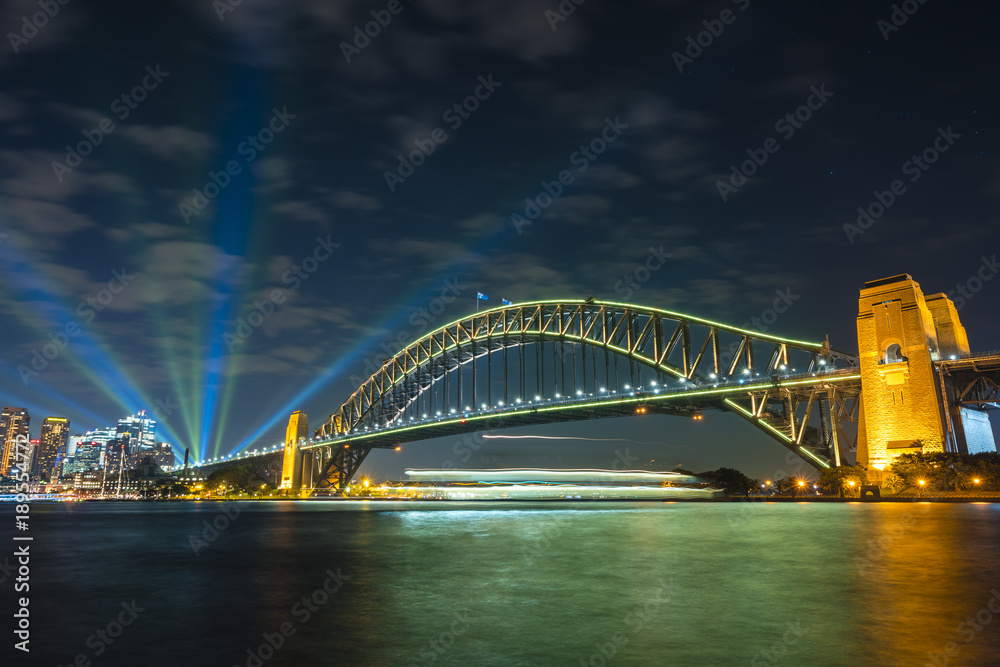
(310, 301), (858, 491)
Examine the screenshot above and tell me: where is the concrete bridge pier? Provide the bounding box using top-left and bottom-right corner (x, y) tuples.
(856, 274), (995, 478)
(281, 411), (308, 492)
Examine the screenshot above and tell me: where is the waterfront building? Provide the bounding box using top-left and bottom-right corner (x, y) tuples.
(81, 427), (116, 467)
(116, 410), (157, 459)
(105, 439), (127, 476)
(34, 417), (70, 482)
(151, 442), (175, 468)
(0, 407), (30, 475)
(71, 439), (104, 472)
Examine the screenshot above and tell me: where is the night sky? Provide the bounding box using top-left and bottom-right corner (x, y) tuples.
(1, 0), (997, 481)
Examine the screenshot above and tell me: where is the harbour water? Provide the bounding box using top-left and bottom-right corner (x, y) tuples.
(12, 501), (1000, 666)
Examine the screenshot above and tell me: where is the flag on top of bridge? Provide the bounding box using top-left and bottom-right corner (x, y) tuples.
(477, 292), (489, 301)
(501, 298), (512, 305)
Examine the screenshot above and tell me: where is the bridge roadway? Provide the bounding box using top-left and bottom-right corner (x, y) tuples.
(173, 368), (862, 477)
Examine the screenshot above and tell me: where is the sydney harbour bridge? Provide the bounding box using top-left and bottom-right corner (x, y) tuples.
(176, 275), (999, 495)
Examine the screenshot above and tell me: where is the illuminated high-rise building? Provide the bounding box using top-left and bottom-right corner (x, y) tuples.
(151, 442), (175, 468)
(26, 439), (40, 477)
(116, 410), (157, 458)
(0, 407), (30, 476)
(67, 434), (85, 458)
(72, 440), (103, 471)
(105, 439), (126, 477)
(82, 427), (117, 467)
(35, 417), (70, 482)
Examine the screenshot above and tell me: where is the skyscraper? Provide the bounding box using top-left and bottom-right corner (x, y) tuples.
(72, 440), (103, 471)
(116, 410), (157, 459)
(35, 417), (70, 482)
(82, 427), (117, 467)
(0, 407), (30, 476)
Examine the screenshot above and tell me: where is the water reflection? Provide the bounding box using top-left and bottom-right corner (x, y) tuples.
(21, 501), (1000, 666)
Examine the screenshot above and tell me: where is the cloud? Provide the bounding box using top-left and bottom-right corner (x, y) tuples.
(332, 188), (382, 211)
(119, 125), (216, 162)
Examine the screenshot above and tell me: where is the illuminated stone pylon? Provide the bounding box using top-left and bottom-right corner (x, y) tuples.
(281, 411), (308, 491)
(856, 275), (967, 470)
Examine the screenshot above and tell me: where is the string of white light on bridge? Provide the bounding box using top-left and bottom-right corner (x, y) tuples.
(166, 365), (844, 472)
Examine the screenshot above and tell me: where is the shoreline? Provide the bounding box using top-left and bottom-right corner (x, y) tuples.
(13, 495), (998, 504)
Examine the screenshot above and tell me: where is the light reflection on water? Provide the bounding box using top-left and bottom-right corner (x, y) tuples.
(16, 501), (1000, 666)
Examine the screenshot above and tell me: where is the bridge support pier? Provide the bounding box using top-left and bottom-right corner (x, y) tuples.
(856, 275), (995, 472)
(281, 411), (309, 493)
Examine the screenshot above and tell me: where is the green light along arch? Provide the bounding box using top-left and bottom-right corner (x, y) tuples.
(316, 300), (850, 439)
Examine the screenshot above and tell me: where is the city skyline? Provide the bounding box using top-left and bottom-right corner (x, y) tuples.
(0, 0), (997, 480)
(0, 405), (181, 482)
(4, 3), (1000, 665)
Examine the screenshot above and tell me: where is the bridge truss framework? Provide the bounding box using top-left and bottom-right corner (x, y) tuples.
(303, 301), (860, 494)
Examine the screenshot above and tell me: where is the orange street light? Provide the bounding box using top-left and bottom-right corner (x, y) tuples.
(973, 478), (981, 485)
(797, 480), (805, 487)
(918, 480), (926, 486)
(848, 481), (855, 487)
